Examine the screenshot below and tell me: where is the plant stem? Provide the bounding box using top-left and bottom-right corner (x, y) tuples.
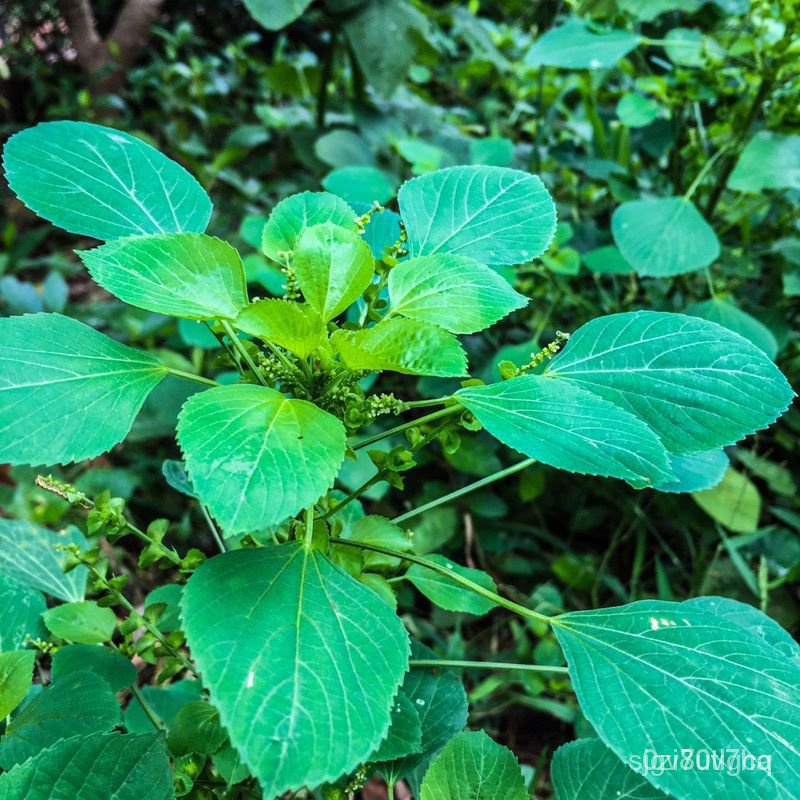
(329, 537), (552, 625)
(682, 144), (731, 203)
(166, 367), (219, 388)
(220, 320), (269, 387)
(199, 502), (226, 553)
(392, 458), (536, 525)
(401, 396), (451, 410)
(409, 658), (569, 675)
(304, 505), (315, 547)
(129, 682), (165, 731)
(351, 406), (460, 451)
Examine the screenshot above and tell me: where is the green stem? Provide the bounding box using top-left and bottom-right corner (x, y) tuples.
(220, 320), (268, 387)
(329, 537), (552, 625)
(199, 503), (226, 553)
(386, 781), (395, 799)
(401, 396), (451, 410)
(682, 144), (731, 203)
(409, 658), (569, 675)
(351, 406), (460, 451)
(304, 505), (315, 547)
(166, 368), (219, 388)
(129, 682), (165, 731)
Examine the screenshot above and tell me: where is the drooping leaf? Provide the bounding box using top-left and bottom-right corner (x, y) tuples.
(181, 543), (410, 798)
(2, 121), (211, 241)
(235, 299), (326, 357)
(693, 467), (761, 532)
(177, 385), (347, 535)
(455, 376), (672, 484)
(553, 599), (800, 799)
(43, 600), (116, 644)
(261, 191), (357, 263)
(332, 319), (468, 377)
(322, 166), (397, 205)
(0, 520), (87, 602)
(651, 449), (729, 493)
(525, 19), (641, 69)
(293, 223), (375, 321)
(420, 730), (528, 800)
(0, 651), (35, 719)
(51, 644), (137, 691)
(167, 700), (227, 756)
(241, 0), (313, 30)
(0, 313), (168, 465)
(369, 693), (422, 763)
(387, 255), (528, 333)
(398, 166), (556, 267)
(406, 555), (497, 615)
(546, 311), (794, 453)
(0, 577), (46, 652)
(728, 131), (800, 193)
(79, 234), (249, 320)
(685, 297), (778, 358)
(611, 197), (720, 277)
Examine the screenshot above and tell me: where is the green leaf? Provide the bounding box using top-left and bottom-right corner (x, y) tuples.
(177, 385), (347, 535)
(79, 234), (248, 321)
(0, 520), (87, 602)
(406, 555), (497, 615)
(685, 298), (778, 358)
(242, 0), (313, 29)
(0, 577), (46, 652)
(395, 139), (447, 175)
(387, 255), (528, 333)
(693, 467), (761, 532)
(0, 313), (168, 465)
(332, 318), (468, 377)
(616, 92), (659, 128)
(346, 515), (414, 571)
(398, 166), (556, 267)
(455, 376), (672, 484)
(235, 299), (326, 357)
(293, 223), (375, 321)
(322, 166), (397, 205)
(51, 644), (136, 691)
(143, 584), (185, 633)
(0, 672), (120, 768)
(551, 737), (670, 800)
(469, 137), (514, 167)
(525, 19), (640, 69)
(0, 732), (173, 800)
(261, 191), (357, 263)
(43, 600), (116, 644)
(0, 651), (35, 719)
(581, 245), (632, 274)
(315, 129), (375, 168)
(546, 311), (794, 453)
(2, 121), (211, 241)
(651, 449), (729, 493)
(619, 0), (700, 21)
(124, 680), (203, 734)
(370, 693), (423, 762)
(167, 700), (227, 756)
(553, 599), (800, 799)
(181, 543), (410, 798)
(728, 131), (800, 193)
(664, 27), (714, 67)
(611, 197), (720, 277)
(420, 730), (528, 800)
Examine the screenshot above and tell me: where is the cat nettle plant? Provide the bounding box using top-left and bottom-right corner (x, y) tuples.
(0, 121), (796, 800)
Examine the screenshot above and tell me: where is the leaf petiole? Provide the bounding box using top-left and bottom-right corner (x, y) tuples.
(409, 658), (569, 675)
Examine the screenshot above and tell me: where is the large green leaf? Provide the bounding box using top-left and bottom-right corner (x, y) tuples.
(728, 131), (800, 193)
(79, 234), (248, 320)
(387, 255), (527, 333)
(242, 0), (313, 29)
(234, 298), (326, 357)
(685, 298), (778, 358)
(546, 311), (794, 453)
(0, 313), (168, 465)
(293, 223), (375, 321)
(181, 543), (410, 798)
(693, 467), (761, 532)
(398, 166), (556, 267)
(0, 651), (35, 719)
(420, 730), (528, 800)
(553, 599), (800, 799)
(177, 385), (347, 535)
(406, 555), (497, 615)
(0, 520), (87, 603)
(551, 737), (670, 800)
(369, 693), (422, 762)
(2, 121), (211, 241)
(0, 577), (46, 652)
(0, 732), (173, 800)
(611, 197), (720, 277)
(332, 318), (468, 377)
(42, 600), (116, 644)
(51, 644), (137, 692)
(455, 376), (672, 484)
(525, 19), (641, 69)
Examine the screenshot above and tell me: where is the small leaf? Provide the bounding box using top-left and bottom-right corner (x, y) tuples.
(693, 467), (761, 533)
(611, 197), (720, 277)
(2, 121), (211, 241)
(43, 601), (116, 644)
(143, 584), (185, 633)
(525, 19), (640, 69)
(406, 555), (497, 615)
(685, 297), (778, 358)
(346, 515), (413, 571)
(167, 700), (227, 756)
(0, 651), (35, 719)
(323, 166), (397, 205)
(51, 645), (136, 691)
(0, 577), (46, 652)
(124, 680), (203, 734)
(581, 245), (631, 274)
(242, 0), (314, 29)
(370, 693), (423, 762)
(616, 92), (659, 128)
(177, 385), (347, 535)
(728, 131), (800, 193)
(0, 313), (168, 465)
(235, 298), (326, 357)
(79, 234), (249, 320)
(398, 166), (556, 267)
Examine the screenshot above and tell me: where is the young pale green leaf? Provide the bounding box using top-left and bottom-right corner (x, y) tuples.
(525, 19), (641, 69)
(685, 297), (778, 358)
(234, 298), (326, 357)
(546, 311), (794, 453)
(370, 693), (423, 763)
(693, 467), (761, 533)
(42, 600), (116, 644)
(553, 599), (800, 799)
(332, 318), (467, 377)
(728, 131), (800, 193)
(79, 234), (248, 320)
(611, 197), (720, 277)
(0, 521), (87, 603)
(0, 732), (173, 800)
(2, 121), (211, 241)
(167, 700), (227, 756)
(177, 385), (347, 535)
(181, 543), (410, 798)
(650, 449), (729, 494)
(406, 555), (497, 615)
(242, 0), (313, 29)
(293, 222), (375, 321)
(420, 730), (528, 800)
(0, 577), (46, 652)
(551, 738), (671, 800)
(51, 645), (136, 692)
(455, 376), (673, 484)
(387, 254), (528, 333)
(398, 166), (556, 267)
(0, 313), (168, 465)
(0, 651), (35, 720)
(261, 191), (357, 262)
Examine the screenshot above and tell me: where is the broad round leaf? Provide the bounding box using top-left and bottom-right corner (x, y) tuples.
(728, 131), (800, 193)
(406, 555), (497, 615)
(398, 166), (556, 267)
(611, 197), (720, 277)
(79, 234), (248, 320)
(525, 19), (641, 69)
(0, 314), (168, 465)
(242, 0), (313, 29)
(546, 311), (794, 453)
(181, 543), (410, 798)
(235, 299), (326, 358)
(177, 385), (347, 535)
(167, 700), (227, 756)
(43, 600), (116, 644)
(0, 651), (35, 720)
(2, 121), (211, 241)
